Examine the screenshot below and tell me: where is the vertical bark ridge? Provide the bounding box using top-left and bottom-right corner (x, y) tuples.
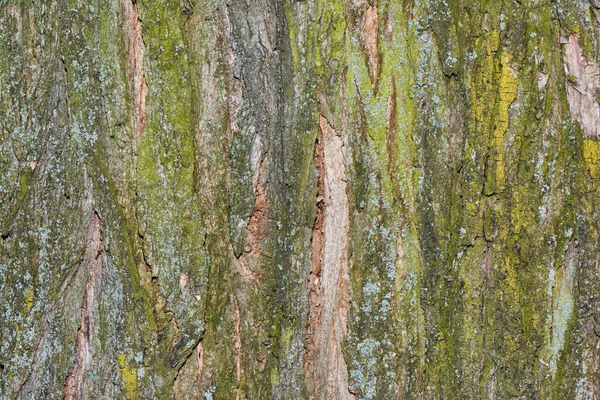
(122, 0), (147, 149)
(306, 116), (352, 400)
(64, 211), (103, 400)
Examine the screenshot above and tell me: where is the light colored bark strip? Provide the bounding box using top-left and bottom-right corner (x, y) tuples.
(233, 294), (242, 400)
(306, 116), (353, 399)
(362, 2), (380, 88)
(64, 212), (103, 400)
(563, 33), (600, 139)
(122, 0), (147, 146)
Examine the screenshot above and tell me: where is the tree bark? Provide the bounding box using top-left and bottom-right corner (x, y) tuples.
(1, 0), (600, 399)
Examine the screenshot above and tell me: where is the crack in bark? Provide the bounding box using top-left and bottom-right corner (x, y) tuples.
(306, 116), (326, 381)
(234, 142), (269, 284)
(122, 0), (173, 344)
(122, 0), (147, 149)
(64, 211), (103, 400)
(305, 116), (352, 400)
(232, 294), (242, 400)
(562, 33), (600, 139)
(386, 76), (404, 206)
(361, 1), (381, 90)
(15, 319), (48, 399)
(197, 341), (204, 382)
(172, 335), (205, 398)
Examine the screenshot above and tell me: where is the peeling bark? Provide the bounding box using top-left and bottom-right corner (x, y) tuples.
(361, 1), (381, 89)
(563, 33), (600, 139)
(234, 139), (269, 284)
(122, 0), (147, 147)
(232, 294), (242, 400)
(305, 116), (352, 400)
(64, 212), (103, 400)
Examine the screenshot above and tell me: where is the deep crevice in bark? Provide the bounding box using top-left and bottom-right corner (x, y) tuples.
(305, 115), (352, 400)
(64, 211), (103, 400)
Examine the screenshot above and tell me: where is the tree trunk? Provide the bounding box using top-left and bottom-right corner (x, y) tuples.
(1, 0), (600, 398)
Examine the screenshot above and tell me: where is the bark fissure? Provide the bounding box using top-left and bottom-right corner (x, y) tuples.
(562, 33), (600, 139)
(15, 321), (47, 399)
(233, 294), (242, 400)
(234, 145), (269, 284)
(305, 115), (352, 400)
(361, 0), (381, 89)
(122, 0), (147, 148)
(64, 211), (103, 400)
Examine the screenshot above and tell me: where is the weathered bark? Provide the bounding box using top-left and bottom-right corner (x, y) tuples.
(1, 0), (600, 399)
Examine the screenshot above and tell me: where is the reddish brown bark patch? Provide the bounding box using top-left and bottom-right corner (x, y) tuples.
(64, 212), (103, 400)
(306, 116), (326, 373)
(562, 33), (600, 139)
(233, 294), (242, 400)
(122, 0), (147, 146)
(386, 77), (402, 201)
(305, 116), (353, 399)
(234, 139), (269, 284)
(362, 1), (381, 89)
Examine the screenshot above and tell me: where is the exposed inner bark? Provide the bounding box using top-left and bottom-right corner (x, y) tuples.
(305, 116), (352, 399)
(233, 294), (242, 400)
(362, 1), (381, 89)
(386, 77), (400, 200)
(306, 116), (326, 382)
(64, 212), (103, 400)
(562, 33), (600, 139)
(122, 0), (147, 147)
(234, 142), (269, 284)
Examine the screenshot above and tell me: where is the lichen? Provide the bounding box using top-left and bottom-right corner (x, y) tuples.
(118, 353), (138, 399)
(583, 139), (600, 179)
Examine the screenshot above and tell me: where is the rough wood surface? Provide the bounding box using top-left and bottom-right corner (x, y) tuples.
(1, 0), (600, 399)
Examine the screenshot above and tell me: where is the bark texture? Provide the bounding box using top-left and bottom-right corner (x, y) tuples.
(1, 0), (600, 399)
